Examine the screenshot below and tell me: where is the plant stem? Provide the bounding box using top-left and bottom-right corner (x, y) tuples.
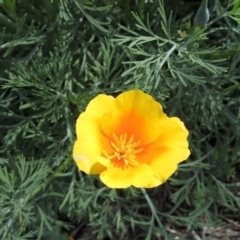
(141, 188), (168, 238)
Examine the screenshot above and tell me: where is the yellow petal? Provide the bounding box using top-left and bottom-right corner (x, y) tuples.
(101, 90), (167, 145)
(155, 117), (190, 165)
(141, 145), (190, 181)
(157, 117), (189, 151)
(73, 94), (114, 174)
(84, 94), (114, 118)
(137, 116), (190, 164)
(115, 90), (165, 119)
(99, 163), (163, 188)
(133, 116), (190, 182)
(73, 113), (106, 174)
(150, 159), (178, 182)
(97, 156), (111, 168)
(144, 176), (165, 188)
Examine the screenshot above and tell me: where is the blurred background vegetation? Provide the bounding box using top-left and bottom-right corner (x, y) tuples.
(0, 0), (240, 239)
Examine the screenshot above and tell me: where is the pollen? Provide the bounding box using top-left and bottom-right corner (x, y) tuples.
(103, 133), (144, 169)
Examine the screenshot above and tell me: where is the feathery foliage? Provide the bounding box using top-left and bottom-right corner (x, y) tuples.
(1, 0), (240, 239)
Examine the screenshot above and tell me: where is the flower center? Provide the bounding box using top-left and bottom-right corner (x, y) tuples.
(103, 133), (143, 169)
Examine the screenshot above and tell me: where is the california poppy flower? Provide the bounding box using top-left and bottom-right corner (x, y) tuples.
(73, 90), (190, 188)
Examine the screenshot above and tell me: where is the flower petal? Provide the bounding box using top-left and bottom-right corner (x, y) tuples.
(137, 116), (190, 163)
(100, 163), (163, 188)
(84, 94), (114, 118)
(150, 159), (178, 182)
(157, 117), (189, 152)
(73, 94), (114, 174)
(101, 90), (167, 145)
(114, 90), (165, 119)
(97, 156), (110, 168)
(133, 116), (190, 181)
(73, 112), (107, 174)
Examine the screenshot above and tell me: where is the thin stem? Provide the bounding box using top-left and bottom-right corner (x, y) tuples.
(141, 188), (168, 237)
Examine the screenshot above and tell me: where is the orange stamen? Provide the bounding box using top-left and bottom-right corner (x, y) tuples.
(104, 133), (143, 169)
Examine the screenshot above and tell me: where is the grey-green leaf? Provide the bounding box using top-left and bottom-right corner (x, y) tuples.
(194, 0), (210, 27)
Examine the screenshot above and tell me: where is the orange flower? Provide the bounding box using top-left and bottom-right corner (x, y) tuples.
(73, 90), (190, 188)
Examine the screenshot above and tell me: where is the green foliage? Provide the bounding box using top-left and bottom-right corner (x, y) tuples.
(1, 0), (240, 239)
